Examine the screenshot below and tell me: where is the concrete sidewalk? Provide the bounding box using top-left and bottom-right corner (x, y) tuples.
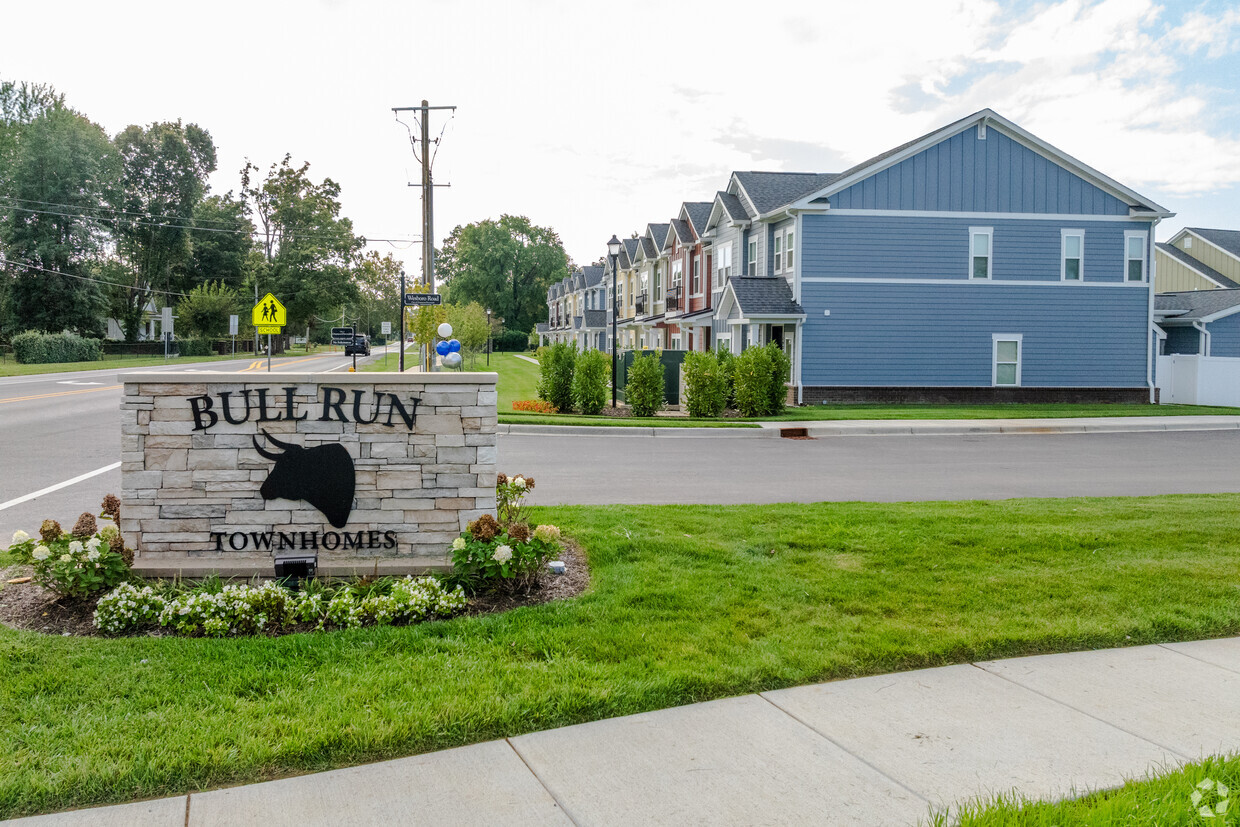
(501, 414), (1240, 438)
(12, 637), (1240, 826)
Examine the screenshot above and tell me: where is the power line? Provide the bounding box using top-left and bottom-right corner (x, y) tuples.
(1, 257), (194, 298)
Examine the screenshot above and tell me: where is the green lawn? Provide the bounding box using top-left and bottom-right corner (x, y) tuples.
(0, 345), (343, 377)
(4, 494), (1240, 817)
(942, 754), (1240, 825)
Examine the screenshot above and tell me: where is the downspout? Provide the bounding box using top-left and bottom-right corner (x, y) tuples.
(1146, 219), (1160, 403)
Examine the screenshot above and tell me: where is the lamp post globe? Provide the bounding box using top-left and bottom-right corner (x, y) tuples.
(606, 235), (622, 409)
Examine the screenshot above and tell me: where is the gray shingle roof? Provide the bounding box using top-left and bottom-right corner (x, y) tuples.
(1188, 228), (1240, 260)
(583, 309), (607, 328)
(582, 265), (604, 288)
(670, 218), (693, 244)
(647, 223), (670, 253)
(729, 277), (804, 316)
(623, 237), (640, 259)
(535, 323), (549, 333)
(1157, 243), (1240, 289)
(683, 202), (712, 236)
(733, 171), (839, 216)
(640, 235), (658, 258)
(718, 191), (751, 221)
(1155, 289), (1240, 321)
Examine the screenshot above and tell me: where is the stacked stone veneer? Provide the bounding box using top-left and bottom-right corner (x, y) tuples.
(120, 371), (498, 577)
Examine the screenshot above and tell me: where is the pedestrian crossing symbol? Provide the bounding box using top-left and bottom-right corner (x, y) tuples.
(252, 293), (287, 332)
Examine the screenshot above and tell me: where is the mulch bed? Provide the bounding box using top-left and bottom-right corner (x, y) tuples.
(0, 542), (590, 638)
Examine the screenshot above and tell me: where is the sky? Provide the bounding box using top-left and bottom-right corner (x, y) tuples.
(4, 0), (1240, 273)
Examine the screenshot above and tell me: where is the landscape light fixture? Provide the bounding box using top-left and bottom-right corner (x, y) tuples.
(274, 552), (317, 591)
(607, 234), (622, 408)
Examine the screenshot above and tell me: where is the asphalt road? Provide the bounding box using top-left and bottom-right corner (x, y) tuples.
(4, 355), (1240, 540)
(0, 345), (403, 540)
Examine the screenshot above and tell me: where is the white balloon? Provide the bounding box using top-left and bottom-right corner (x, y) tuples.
(437, 322), (453, 338)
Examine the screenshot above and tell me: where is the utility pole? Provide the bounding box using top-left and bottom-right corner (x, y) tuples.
(392, 100), (455, 371)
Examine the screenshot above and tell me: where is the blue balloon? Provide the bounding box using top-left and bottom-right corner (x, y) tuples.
(448, 339), (461, 353)
(435, 340), (450, 356)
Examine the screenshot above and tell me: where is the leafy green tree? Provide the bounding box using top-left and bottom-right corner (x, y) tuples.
(183, 194), (253, 290)
(0, 78), (64, 184)
(176, 281), (240, 338)
(242, 155), (363, 335)
(110, 120), (217, 341)
(448, 301), (490, 367)
(1, 107), (118, 335)
(352, 251), (402, 339)
(407, 283), (447, 362)
(436, 215), (569, 335)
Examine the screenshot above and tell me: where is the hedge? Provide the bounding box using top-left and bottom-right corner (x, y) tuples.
(11, 331), (103, 364)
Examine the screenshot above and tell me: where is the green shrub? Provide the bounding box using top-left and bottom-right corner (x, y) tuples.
(11, 331), (103, 364)
(572, 349), (611, 414)
(765, 342), (792, 415)
(177, 337), (214, 357)
(682, 350), (728, 418)
(626, 352), (665, 417)
(450, 522), (562, 595)
(537, 341), (577, 412)
(733, 345), (774, 416)
(28, 533), (129, 597)
(716, 346), (736, 409)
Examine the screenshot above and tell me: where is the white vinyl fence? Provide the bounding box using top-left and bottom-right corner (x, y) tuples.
(1156, 354), (1240, 406)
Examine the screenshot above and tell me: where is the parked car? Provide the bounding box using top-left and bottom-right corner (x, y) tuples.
(344, 336), (370, 356)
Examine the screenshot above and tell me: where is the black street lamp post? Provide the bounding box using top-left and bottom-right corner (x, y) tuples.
(607, 234), (622, 408)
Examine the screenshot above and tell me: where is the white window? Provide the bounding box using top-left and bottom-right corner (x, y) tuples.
(691, 255), (701, 295)
(1061, 230), (1083, 281)
(671, 335), (681, 349)
(1125, 231), (1148, 282)
(785, 229), (794, 271)
(773, 234), (783, 272)
(748, 240), (757, 276)
(970, 227), (993, 279)
(718, 245), (732, 280)
(671, 259), (682, 288)
(993, 334), (1022, 386)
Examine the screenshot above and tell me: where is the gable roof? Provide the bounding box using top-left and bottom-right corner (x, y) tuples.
(682, 201), (713, 236)
(1187, 228), (1240, 260)
(669, 218), (694, 245)
(724, 277), (805, 318)
(646, 223), (670, 254)
(1156, 243), (1240, 289)
(788, 108), (1172, 219)
(1156, 289), (1240, 322)
(582, 265), (605, 288)
(732, 171), (839, 217)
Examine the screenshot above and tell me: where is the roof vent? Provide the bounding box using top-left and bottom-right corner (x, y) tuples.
(978, 122), (987, 140)
(1184, 237), (1192, 249)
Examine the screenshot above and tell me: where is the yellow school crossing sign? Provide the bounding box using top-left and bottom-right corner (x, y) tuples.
(253, 293), (286, 334)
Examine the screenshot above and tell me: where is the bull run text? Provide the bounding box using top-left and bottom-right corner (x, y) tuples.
(187, 387), (421, 432)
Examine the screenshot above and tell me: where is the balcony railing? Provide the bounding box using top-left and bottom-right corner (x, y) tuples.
(635, 292), (648, 316)
(666, 285), (682, 313)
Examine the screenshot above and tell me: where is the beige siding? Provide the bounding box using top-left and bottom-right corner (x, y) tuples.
(1184, 232), (1240, 283)
(1155, 249), (1222, 292)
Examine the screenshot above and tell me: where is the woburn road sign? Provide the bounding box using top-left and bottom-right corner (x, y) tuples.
(403, 293), (442, 306)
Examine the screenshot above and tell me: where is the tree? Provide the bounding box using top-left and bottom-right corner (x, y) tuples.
(241, 155), (362, 335)
(0, 78), (64, 184)
(351, 251), (402, 339)
(436, 215), (569, 335)
(447, 301), (490, 367)
(110, 120), (217, 341)
(1, 107), (118, 335)
(407, 283), (446, 359)
(183, 193), (253, 290)
(176, 281), (240, 338)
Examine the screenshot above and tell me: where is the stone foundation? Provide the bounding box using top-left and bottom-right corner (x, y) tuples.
(120, 371), (497, 577)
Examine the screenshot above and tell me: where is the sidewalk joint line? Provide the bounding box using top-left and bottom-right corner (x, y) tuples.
(969, 662), (1192, 761)
(756, 693), (932, 805)
(1155, 642), (1240, 677)
(504, 738), (582, 827)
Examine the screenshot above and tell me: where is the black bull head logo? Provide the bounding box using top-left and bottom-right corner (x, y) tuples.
(252, 430), (355, 528)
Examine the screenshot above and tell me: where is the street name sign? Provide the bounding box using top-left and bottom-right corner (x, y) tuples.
(331, 326), (355, 345)
(404, 293), (442, 306)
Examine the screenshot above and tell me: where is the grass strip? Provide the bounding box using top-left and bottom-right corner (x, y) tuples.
(941, 754), (1240, 825)
(3, 494), (1240, 817)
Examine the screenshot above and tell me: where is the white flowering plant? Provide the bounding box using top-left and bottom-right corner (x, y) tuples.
(495, 472), (535, 525)
(24, 531), (129, 597)
(91, 576), (466, 637)
(4, 530), (37, 564)
(450, 512), (563, 594)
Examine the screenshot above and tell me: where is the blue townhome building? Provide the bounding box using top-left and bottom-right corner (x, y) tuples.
(769, 109), (1174, 404)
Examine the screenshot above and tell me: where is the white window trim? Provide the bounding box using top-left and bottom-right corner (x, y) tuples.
(969, 227), (993, 280)
(1125, 230), (1148, 282)
(1061, 229), (1084, 282)
(691, 254), (703, 297)
(773, 233), (783, 273)
(748, 240), (757, 276)
(785, 227), (795, 273)
(992, 333), (1022, 387)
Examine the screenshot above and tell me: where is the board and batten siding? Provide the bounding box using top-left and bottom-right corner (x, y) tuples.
(800, 281), (1149, 387)
(1179, 233), (1240, 285)
(1154, 249), (1224, 292)
(801, 215), (1137, 283)
(829, 128), (1130, 216)
(1206, 314), (1240, 357)
(1163, 325), (1202, 355)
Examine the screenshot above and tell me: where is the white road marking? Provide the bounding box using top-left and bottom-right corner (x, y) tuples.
(0, 462), (122, 513)
(56, 381), (104, 385)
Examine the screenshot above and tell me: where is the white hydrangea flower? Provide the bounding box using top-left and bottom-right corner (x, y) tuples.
(60, 553), (72, 562)
(68, 540), (84, 553)
(86, 537), (102, 552)
(512, 476), (526, 490)
(492, 544), (513, 563)
(32, 545), (51, 561)
(86, 549), (101, 561)
(99, 524), (119, 541)
(11, 530), (29, 544)
(451, 537), (466, 551)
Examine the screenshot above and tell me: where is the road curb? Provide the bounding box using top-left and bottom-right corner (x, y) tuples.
(498, 424), (775, 438)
